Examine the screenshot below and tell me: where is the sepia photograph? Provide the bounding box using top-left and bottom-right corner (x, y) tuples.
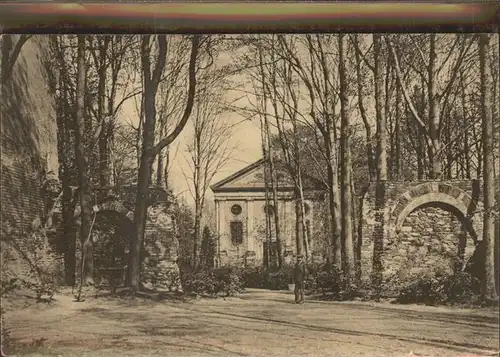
(1, 2), (499, 357)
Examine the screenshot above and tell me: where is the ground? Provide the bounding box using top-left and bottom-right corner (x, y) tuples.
(3, 289), (499, 357)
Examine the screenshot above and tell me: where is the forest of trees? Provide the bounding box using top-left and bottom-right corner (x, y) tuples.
(237, 34), (499, 300)
(3, 33), (499, 302)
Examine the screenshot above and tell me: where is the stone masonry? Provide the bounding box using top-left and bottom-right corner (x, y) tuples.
(359, 179), (495, 291)
(1, 35), (59, 235)
(71, 185), (180, 290)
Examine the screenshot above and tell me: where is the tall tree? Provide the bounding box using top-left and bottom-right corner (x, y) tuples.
(387, 34), (473, 179)
(129, 35), (200, 292)
(373, 34), (388, 182)
(478, 33), (498, 302)
(51, 35), (78, 286)
(257, 40), (283, 267)
(74, 35), (94, 285)
(338, 34), (355, 289)
(351, 34), (376, 182)
(184, 74), (233, 269)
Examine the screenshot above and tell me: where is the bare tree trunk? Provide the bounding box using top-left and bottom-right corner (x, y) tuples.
(428, 34), (442, 179)
(351, 174), (360, 284)
(263, 156), (272, 268)
(298, 183), (309, 261)
(291, 114), (309, 261)
(338, 34), (355, 290)
(164, 145), (170, 190)
(374, 34), (388, 182)
(394, 80), (402, 179)
(258, 43), (283, 267)
(130, 35), (164, 291)
(353, 35), (376, 181)
(130, 35), (200, 291)
(156, 150), (164, 187)
(265, 120), (283, 267)
(479, 33), (499, 302)
(75, 35), (94, 286)
(97, 36), (111, 188)
(54, 39), (77, 285)
(294, 193), (305, 257)
(193, 133), (202, 269)
(325, 132), (342, 267)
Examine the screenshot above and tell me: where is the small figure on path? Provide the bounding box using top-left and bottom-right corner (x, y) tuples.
(294, 254), (306, 304)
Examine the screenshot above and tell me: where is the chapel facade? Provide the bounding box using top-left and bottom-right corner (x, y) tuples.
(211, 158), (326, 267)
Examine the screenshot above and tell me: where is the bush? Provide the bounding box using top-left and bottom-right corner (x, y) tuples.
(1, 223), (62, 352)
(241, 263), (344, 293)
(181, 269), (217, 296)
(443, 271), (481, 305)
(265, 267), (291, 290)
(241, 266), (267, 288)
(306, 263), (342, 296)
(213, 266), (244, 296)
(181, 266), (244, 297)
(396, 270), (481, 306)
(1, 225), (61, 301)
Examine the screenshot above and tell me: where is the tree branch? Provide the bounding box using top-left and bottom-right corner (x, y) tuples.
(152, 35), (201, 158)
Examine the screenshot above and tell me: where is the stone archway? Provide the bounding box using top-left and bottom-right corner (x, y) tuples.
(73, 200), (136, 287)
(389, 182), (481, 241)
(382, 182), (482, 284)
(73, 200), (135, 224)
(358, 179), (489, 289)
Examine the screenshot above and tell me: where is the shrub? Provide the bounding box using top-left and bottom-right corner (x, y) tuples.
(241, 263), (343, 293)
(396, 270), (481, 306)
(307, 263), (342, 296)
(241, 266), (267, 288)
(1, 225), (61, 301)
(266, 267), (291, 290)
(213, 266), (244, 296)
(164, 269), (181, 292)
(1, 223), (62, 352)
(181, 266), (244, 297)
(443, 271), (481, 305)
(181, 269), (217, 296)
(240, 265), (291, 290)
(240, 263), (346, 294)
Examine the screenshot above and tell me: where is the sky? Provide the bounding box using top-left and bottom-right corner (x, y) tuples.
(115, 33), (500, 207)
(115, 35), (376, 208)
(118, 79), (263, 207)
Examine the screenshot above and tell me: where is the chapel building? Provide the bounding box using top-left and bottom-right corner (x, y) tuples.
(210, 158), (326, 267)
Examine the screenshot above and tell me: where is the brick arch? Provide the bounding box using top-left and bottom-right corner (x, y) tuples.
(74, 200), (134, 224)
(389, 182), (479, 241)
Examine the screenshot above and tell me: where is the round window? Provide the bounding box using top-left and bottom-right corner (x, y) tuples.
(231, 204), (242, 216)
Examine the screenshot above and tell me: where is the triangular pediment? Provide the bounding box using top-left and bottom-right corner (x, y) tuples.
(211, 158), (324, 193)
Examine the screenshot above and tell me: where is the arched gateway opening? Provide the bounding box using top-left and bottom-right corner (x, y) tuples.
(384, 183), (480, 282)
(360, 180), (488, 289)
(74, 200), (136, 288)
(386, 202), (477, 281)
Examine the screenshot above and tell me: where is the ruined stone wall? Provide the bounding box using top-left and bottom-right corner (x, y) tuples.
(1, 35), (59, 235)
(359, 180), (487, 291)
(383, 205), (475, 284)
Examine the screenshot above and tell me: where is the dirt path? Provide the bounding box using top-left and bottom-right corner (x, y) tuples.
(4, 289), (499, 357)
